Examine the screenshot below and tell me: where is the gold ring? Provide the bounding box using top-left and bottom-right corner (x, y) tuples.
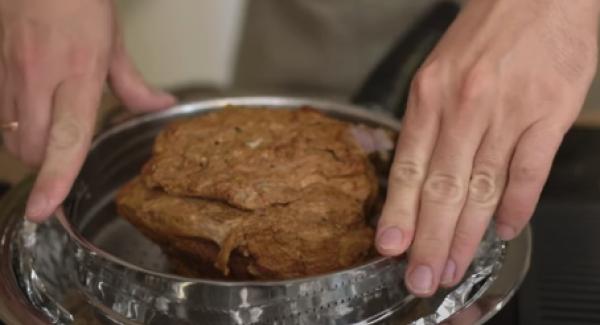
(1, 121), (18, 132)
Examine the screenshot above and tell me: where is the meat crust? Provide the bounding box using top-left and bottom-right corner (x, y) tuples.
(141, 107), (377, 210)
(117, 178), (374, 279)
(116, 107), (379, 280)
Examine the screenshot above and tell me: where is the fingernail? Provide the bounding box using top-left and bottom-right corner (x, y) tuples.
(441, 259), (456, 286)
(496, 223), (515, 241)
(407, 265), (433, 294)
(25, 194), (47, 220)
(376, 227), (404, 253)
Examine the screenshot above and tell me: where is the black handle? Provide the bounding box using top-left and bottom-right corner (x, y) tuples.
(351, 1), (460, 118)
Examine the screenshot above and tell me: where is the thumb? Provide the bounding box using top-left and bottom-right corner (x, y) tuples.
(108, 39), (176, 112)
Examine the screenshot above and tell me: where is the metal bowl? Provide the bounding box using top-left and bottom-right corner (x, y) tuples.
(0, 97), (530, 324)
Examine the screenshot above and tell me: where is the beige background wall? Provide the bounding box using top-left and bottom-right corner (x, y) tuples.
(115, 1), (600, 112)
(115, 0), (247, 89)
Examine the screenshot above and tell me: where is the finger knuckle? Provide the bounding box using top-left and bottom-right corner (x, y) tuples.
(468, 168), (499, 206)
(412, 60), (442, 103)
(390, 160), (425, 187)
(423, 172), (465, 204)
(48, 118), (83, 151)
(68, 47), (104, 77)
(459, 61), (495, 104)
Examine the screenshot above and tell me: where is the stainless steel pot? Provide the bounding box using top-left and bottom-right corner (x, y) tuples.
(0, 97), (531, 325)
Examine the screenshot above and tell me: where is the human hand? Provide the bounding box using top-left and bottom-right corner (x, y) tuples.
(0, 0), (176, 222)
(376, 0), (600, 296)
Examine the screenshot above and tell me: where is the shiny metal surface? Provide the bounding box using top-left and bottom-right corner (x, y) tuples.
(0, 178), (50, 325)
(1, 183), (530, 325)
(0, 97), (530, 324)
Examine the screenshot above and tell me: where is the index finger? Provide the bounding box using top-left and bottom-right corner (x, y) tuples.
(25, 76), (101, 221)
(376, 63), (442, 255)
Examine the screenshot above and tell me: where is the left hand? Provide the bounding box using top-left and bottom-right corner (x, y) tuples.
(0, 0), (175, 222)
(376, 0), (600, 297)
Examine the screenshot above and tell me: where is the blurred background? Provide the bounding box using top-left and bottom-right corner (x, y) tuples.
(115, 1), (247, 89)
(115, 0), (600, 111)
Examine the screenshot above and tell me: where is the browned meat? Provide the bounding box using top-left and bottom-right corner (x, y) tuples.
(116, 107), (381, 280)
(117, 178), (374, 279)
(141, 107), (378, 210)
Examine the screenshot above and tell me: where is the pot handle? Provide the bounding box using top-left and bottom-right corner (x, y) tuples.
(351, 1), (460, 118)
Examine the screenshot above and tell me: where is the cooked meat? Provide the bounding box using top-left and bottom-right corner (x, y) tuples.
(117, 178), (374, 279)
(141, 107), (378, 210)
(116, 107), (383, 280)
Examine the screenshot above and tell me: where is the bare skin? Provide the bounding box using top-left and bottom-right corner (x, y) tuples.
(1, 0), (599, 298)
(376, 0), (600, 296)
(0, 0), (176, 222)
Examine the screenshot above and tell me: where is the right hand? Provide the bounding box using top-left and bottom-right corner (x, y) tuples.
(376, 0), (599, 297)
(0, 0), (176, 222)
